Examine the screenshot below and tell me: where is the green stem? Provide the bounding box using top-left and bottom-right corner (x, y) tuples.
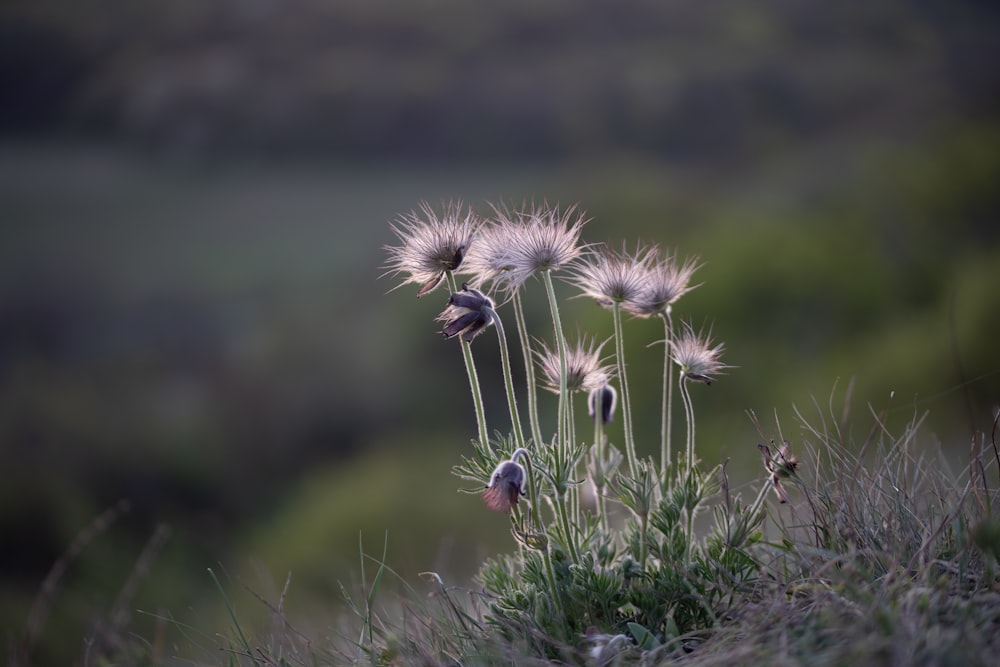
(541, 271), (569, 452)
(612, 302), (638, 477)
(680, 374), (696, 477)
(660, 309), (675, 479)
(492, 314), (525, 448)
(513, 291), (545, 449)
(445, 272), (488, 449)
(519, 453), (565, 621)
(592, 409), (608, 530)
(541, 270), (579, 557)
(679, 375), (698, 563)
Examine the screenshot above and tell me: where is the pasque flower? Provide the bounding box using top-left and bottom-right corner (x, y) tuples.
(466, 202), (585, 292)
(437, 284), (496, 343)
(383, 200), (480, 297)
(569, 242), (657, 310)
(483, 448), (528, 512)
(626, 248), (701, 317)
(534, 335), (614, 395)
(670, 323), (730, 384)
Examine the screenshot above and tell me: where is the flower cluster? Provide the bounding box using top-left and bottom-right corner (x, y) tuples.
(383, 199), (777, 659)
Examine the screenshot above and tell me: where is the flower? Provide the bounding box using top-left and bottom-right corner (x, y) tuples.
(468, 202), (585, 292)
(483, 449), (528, 512)
(533, 335), (615, 394)
(569, 242), (657, 311)
(758, 440), (799, 504)
(625, 249), (701, 318)
(437, 284), (496, 342)
(670, 322), (730, 384)
(383, 200), (480, 297)
(588, 383), (618, 424)
(458, 220), (517, 289)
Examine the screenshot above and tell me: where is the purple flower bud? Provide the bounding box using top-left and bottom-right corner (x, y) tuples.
(587, 383), (618, 424)
(437, 284), (496, 343)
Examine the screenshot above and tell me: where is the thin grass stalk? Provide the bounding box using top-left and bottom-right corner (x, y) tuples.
(612, 301), (639, 477)
(445, 272), (488, 448)
(660, 309), (675, 478)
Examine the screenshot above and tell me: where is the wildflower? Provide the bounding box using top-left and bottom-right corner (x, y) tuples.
(437, 284), (496, 343)
(483, 448), (528, 512)
(758, 440), (799, 504)
(383, 200), (480, 297)
(459, 221), (517, 289)
(588, 382), (618, 424)
(533, 335), (614, 394)
(474, 202), (585, 292)
(626, 249), (701, 317)
(670, 323), (730, 384)
(570, 242), (657, 311)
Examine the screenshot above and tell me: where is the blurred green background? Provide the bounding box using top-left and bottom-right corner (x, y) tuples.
(2, 0), (999, 662)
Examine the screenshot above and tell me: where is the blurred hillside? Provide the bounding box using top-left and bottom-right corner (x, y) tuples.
(2, 1), (999, 663)
(4, 0), (998, 159)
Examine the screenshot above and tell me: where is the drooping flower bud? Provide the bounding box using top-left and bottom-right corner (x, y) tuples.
(437, 284), (496, 343)
(482, 449), (528, 512)
(587, 383), (618, 425)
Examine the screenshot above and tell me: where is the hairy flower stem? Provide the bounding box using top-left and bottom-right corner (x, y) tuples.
(519, 453), (566, 622)
(660, 309), (675, 478)
(612, 302), (639, 477)
(679, 376), (698, 562)
(491, 314), (525, 449)
(541, 271), (570, 456)
(446, 272), (488, 448)
(513, 292), (545, 449)
(541, 270), (582, 545)
(680, 375), (696, 478)
(592, 413), (609, 530)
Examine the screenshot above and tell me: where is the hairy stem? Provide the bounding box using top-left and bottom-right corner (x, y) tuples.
(612, 301), (638, 477)
(446, 272), (488, 448)
(660, 308), (675, 478)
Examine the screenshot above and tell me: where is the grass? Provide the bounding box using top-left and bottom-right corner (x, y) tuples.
(39, 399), (986, 667)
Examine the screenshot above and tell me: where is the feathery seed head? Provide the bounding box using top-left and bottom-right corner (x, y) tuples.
(476, 202), (586, 292)
(671, 322), (730, 384)
(570, 242), (657, 310)
(459, 221), (518, 288)
(627, 249), (701, 317)
(534, 335), (615, 394)
(383, 200), (480, 297)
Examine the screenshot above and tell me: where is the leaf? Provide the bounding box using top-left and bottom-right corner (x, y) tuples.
(626, 622), (661, 651)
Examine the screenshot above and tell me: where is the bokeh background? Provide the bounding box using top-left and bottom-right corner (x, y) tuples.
(2, 1), (999, 662)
